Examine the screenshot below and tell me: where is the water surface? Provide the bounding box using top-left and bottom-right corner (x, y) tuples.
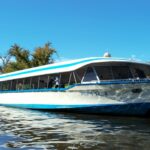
(0, 106), (150, 150)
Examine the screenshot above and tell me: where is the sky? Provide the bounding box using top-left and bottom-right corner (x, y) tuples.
(0, 0), (150, 61)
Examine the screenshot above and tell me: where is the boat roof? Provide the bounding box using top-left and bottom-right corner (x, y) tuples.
(0, 57), (149, 81)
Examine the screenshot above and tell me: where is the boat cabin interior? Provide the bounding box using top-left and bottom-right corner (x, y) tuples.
(0, 61), (150, 91)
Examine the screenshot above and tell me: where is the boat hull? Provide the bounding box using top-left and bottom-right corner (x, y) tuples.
(1, 102), (150, 116)
(0, 82), (150, 116)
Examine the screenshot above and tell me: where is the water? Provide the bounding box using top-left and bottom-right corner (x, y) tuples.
(0, 106), (150, 150)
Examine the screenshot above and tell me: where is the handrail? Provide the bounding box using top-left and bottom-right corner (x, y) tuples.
(79, 78), (150, 85)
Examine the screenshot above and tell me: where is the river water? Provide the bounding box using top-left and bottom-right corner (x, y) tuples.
(0, 106), (150, 150)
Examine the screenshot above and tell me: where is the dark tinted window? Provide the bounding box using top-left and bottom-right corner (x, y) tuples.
(134, 68), (146, 78)
(94, 66), (113, 80)
(60, 72), (70, 87)
(32, 76), (39, 89)
(112, 66), (133, 79)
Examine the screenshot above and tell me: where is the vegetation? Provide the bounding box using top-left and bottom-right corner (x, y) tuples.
(0, 42), (56, 73)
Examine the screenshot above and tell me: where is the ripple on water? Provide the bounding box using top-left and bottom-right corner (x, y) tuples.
(0, 106), (150, 149)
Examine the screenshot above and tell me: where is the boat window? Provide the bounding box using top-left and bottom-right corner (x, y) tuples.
(133, 68), (146, 78)
(1, 81), (9, 90)
(24, 77), (32, 89)
(1, 82), (4, 90)
(112, 66), (133, 79)
(39, 75), (49, 89)
(94, 66), (113, 80)
(74, 68), (86, 83)
(7, 81), (11, 90)
(11, 80), (17, 90)
(0, 82), (5, 90)
(82, 67), (98, 83)
(68, 72), (77, 85)
(59, 72), (70, 88)
(17, 79), (24, 90)
(32, 76), (39, 89)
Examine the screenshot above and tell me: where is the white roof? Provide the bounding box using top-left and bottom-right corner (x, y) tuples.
(0, 57), (149, 81)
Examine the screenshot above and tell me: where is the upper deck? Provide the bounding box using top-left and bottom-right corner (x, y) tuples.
(0, 57), (149, 82)
(0, 56), (150, 92)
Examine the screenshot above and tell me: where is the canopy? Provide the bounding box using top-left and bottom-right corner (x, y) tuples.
(0, 57), (148, 81)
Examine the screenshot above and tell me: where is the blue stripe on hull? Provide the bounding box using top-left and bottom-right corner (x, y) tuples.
(1, 103), (150, 116)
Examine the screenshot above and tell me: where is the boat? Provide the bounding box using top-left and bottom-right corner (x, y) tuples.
(0, 53), (150, 116)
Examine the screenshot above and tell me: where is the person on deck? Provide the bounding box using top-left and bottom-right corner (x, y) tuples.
(55, 77), (59, 88)
(48, 78), (54, 88)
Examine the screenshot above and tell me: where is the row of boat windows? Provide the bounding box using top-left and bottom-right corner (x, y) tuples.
(0, 73), (77, 91)
(0, 71), (81, 91)
(83, 66), (147, 82)
(0, 65), (148, 91)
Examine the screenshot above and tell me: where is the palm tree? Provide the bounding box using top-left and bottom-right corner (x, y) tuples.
(9, 44), (31, 70)
(32, 42), (56, 67)
(0, 42), (57, 73)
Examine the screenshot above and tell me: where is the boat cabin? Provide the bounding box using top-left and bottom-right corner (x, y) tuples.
(0, 58), (150, 91)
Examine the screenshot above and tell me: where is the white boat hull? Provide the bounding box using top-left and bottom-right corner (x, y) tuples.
(0, 83), (150, 116)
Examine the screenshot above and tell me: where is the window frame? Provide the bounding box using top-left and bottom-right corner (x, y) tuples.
(81, 66), (99, 83)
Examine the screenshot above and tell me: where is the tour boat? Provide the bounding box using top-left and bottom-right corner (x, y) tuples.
(0, 53), (150, 116)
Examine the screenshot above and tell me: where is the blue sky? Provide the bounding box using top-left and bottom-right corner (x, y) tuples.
(0, 0), (150, 61)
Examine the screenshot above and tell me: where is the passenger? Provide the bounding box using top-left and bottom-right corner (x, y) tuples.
(48, 78), (54, 88)
(18, 83), (23, 90)
(55, 77), (59, 88)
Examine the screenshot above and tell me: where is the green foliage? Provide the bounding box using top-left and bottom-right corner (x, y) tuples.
(0, 42), (56, 73)
(32, 42), (56, 67)
(9, 44), (31, 69)
(0, 53), (11, 73)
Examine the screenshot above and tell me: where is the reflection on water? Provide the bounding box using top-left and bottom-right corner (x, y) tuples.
(0, 106), (150, 150)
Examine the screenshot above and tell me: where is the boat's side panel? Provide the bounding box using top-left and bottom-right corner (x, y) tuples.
(0, 83), (150, 116)
(0, 91), (121, 105)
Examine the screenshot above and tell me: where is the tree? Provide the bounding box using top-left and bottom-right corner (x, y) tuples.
(0, 52), (11, 73)
(32, 42), (56, 67)
(9, 44), (31, 69)
(0, 42), (57, 73)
